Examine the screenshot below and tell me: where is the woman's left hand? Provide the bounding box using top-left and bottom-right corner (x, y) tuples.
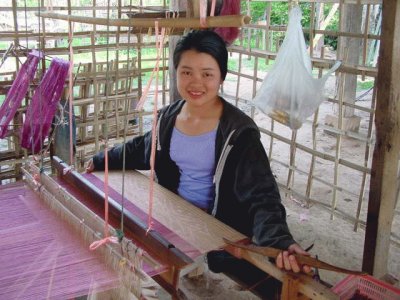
(276, 243), (312, 274)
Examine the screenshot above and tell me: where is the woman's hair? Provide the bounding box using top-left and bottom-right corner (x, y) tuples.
(173, 30), (228, 80)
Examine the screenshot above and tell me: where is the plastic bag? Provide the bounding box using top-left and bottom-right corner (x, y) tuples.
(253, 5), (341, 130)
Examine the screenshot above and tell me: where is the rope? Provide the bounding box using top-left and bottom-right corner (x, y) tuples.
(89, 141), (119, 250)
(89, 0), (117, 249)
(146, 22), (166, 233)
(68, 21), (74, 167)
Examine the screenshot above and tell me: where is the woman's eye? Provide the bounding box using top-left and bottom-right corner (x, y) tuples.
(182, 71), (191, 76)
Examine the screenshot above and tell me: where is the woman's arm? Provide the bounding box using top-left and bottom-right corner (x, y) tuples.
(89, 130), (153, 171)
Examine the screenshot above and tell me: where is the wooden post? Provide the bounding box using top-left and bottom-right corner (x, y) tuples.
(362, 0), (400, 278)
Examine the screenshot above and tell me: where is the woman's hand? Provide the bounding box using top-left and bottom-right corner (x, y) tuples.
(85, 159), (95, 173)
(276, 243), (312, 274)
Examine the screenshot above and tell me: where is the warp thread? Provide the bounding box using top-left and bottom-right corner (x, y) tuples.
(0, 50), (42, 138)
(21, 57), (70, 153)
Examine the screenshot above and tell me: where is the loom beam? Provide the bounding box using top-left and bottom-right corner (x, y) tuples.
(37, 12), (251, 29)
(52, 156), (192, 293)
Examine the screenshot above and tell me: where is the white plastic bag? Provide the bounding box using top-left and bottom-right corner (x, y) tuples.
(253, 5), (341, 129)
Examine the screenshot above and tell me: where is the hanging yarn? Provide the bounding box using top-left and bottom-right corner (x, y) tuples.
(0, 50), (42, 138)
(214, 0), (241, 45)
(253, 5), (341, 129)
(21, 57), (70, 153)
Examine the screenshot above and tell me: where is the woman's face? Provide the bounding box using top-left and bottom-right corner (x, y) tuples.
(176, 49), (223, 108)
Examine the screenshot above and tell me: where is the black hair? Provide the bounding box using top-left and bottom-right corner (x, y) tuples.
(173, 30), (228, 80)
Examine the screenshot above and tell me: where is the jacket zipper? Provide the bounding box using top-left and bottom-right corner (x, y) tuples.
(212, 129), (236, 216)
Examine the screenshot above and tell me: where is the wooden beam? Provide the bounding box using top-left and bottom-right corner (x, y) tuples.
(362, 0), (400, 277)
(37, 12), (250, 28)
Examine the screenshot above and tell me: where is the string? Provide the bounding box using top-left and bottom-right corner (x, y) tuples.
(210, 0), (217, 17)
(145, 22), (166, 233)
(119, 0), (135, 239)
(68, 21), (74, 168)
(199, 0), (207, 28)
(89, 0), (116, 250)
(89, 142), (118, 250)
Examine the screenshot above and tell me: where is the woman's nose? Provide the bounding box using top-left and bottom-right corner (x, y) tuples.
(190, 72), (202, 83)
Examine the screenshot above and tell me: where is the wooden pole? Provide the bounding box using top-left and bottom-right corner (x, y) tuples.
(37, 12), (251, 28)
(362, 0), (400, 277)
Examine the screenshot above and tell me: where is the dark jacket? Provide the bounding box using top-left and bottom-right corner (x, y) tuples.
(93, 98), (296, 249)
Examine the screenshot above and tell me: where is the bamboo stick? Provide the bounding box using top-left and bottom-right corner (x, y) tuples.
(353, 83), (377, 231)
(259, 127), (371, 174)
(37, 12), (251, 28)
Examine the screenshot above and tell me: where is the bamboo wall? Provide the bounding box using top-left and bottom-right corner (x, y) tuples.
(0, 0), (398, 253)
(0, 0), (164, 176)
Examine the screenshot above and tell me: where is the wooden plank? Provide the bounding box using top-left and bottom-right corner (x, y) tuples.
(91, 170), (246, 254)
(362, 0), (400, 277)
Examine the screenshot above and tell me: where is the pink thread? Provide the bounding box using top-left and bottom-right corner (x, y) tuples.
(90, 142), (115, 249)
(33, 173), (41, 186)
(210, 0), (216, 16)
(199, 0), (207, 28)
(146, 23), (165, 233)
(62, 166), (72, 175)
(0, 50), (41, 138)
(135, 27), (165, 111)
(0, 182), (120, 299)
(89, 236), (118, 251)
(68, 22), (75, 167)
(104, 142), (110, 237)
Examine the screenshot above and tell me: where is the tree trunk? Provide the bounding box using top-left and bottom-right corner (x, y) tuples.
(337, 3), (362, 117)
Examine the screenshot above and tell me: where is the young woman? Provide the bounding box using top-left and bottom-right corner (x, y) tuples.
(87, 29), (310, 297)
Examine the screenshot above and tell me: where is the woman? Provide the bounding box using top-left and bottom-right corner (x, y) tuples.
(87, 29), (310, 297)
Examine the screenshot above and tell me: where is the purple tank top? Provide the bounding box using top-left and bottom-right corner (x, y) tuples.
(170, 127), (216, 210)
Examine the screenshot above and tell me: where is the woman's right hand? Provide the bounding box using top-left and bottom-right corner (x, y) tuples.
(85, 159), (95, 173)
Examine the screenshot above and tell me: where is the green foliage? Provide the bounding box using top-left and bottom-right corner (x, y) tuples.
(323, 4), (339, 49)
(228, 59), (238, 72)
(16, 0), (39, 6)
(243, 57), (274, 72)
(0, 42), (10, 49)
(357, 79), (374, 91)
(243, 2), (339, 49)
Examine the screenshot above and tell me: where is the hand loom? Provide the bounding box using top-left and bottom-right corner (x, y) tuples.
(0, 153), (349, 299)
(50, 156), (345, 300)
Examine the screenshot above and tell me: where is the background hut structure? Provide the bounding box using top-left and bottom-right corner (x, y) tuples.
(0, 0), (399, 296)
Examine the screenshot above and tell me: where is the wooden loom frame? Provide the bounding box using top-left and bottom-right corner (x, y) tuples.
(52, 156), (339, 300)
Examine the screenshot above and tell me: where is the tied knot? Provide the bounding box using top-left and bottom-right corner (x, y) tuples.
(90, 236), (118, 250)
